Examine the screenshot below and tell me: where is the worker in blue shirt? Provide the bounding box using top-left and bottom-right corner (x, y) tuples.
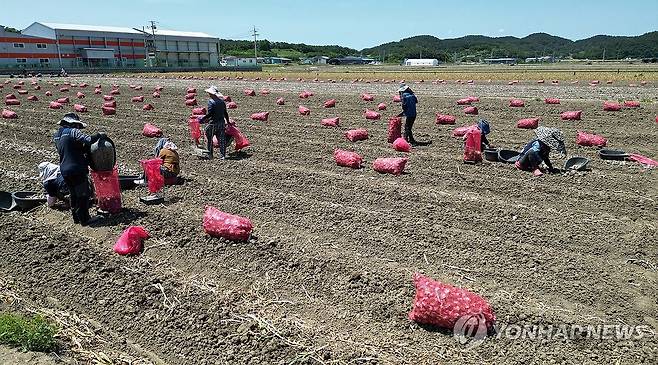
(516, 126), (565, 176)
(198, 85), (230, 160)
(53, 113), (100, 225)
(397, 84), (431, 146)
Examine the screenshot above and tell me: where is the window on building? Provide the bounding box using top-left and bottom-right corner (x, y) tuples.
(36, 43), (48, 49)
(16, 58), (27, 64)
(39, 59), (50, 64)
(13, 43), (25, 48)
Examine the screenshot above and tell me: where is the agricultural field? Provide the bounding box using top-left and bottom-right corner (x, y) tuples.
(135, 62), (658, 83)
(0, 74), (657, 364)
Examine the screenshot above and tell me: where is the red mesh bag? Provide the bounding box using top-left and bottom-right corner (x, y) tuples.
(17, 90), (28, 95)
(260, 89), (270, 95)
(576, 131), (607, 147)
(102, 106), (116, 115)
(387, 117), (402, 143)
(76, 92), (85, 99)
(90, 166), (122, 213)
(143, 104), (154, 111)
(188, 117), (201, 140)
(59, 87), (69, 92)
(276, 97), (285, 105)
(203, 206), (253, 241)
(334, 149), (363, 169)
(227, 101), (238, 109)
(464, 106), (478, 115)
(103, 100), (116, 108)
(452, 125), (471, 138)
(561, 111), (582, 120)
(140, 158), (164, 193)
(185, 99), (197, 106)
(456, 98), (472, 105)
(49, 102), (62, 109)
(103, 95), (114, 101)
(361, 93), (374, 101)
(27, 95), (38, 101)
(364, 109), (381, 120)
(5, 99), (20, 106)
(152, 91), (161, 98)
(373, 157), (408, 176)
(114, 226), (149, 256)
(186, 87), (196, 94)
(57, 97), (69, 104)
(192, 107), (207, 115)
(2, 109), (17, 119)
(223, 95), (232, 102)
(323, 99), (336, 108)
(45, 91), (53, 96)
(110, 89), (120, 95)
(408, 273), (496, 330)
(299, 91), (310, 99)
(509, 99), (525, 107)
(142, 123), (163, 138)
(299, 105), (311, 115)
(345, 129), (368, 142)
(73, 104), (87, 113)
(464, 127), (482, 162)
(545, 98), (560, 104)
(225, 123), (250, 151)
(393, 95), (401, 102)
(467, 96), (480, 102)
(628, 154), (658, 167)
(5, 93), (16, 100)
(377, 102), (387, 110)
(244, 89), (256, 96)
(321, 117), (340, 127)
(436, 114), (457, 125)
(516, 118), (539, 129)
(185, 93), (196, 100)
(624, 100), (640, 108)
(250, 112), (269, 121)
(603, 102), (621, 111)
(131, 96), (144, 102)
(393, 137), (411, 152)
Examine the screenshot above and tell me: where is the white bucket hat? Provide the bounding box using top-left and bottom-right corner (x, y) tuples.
(397, 84), (410, 93)
(58, 112), (87, 128)
(204, 85), (224, 98)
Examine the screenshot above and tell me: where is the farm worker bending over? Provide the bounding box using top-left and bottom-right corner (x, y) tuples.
(38, 162), (68, 208)
(197, 85), (230, 160)
(477, 119), (492, 150)
(53, 113), (101, 225)
(516, 126), (565, 177)
(397, 85), (431, 146)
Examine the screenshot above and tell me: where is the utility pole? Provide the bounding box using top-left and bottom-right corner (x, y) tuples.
(148, 20), (158, 67)
(252, 26), (259, 59)
(602, 48), (606, 62)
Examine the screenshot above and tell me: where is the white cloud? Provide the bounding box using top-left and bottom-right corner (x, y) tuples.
(498, 28), (505, 33)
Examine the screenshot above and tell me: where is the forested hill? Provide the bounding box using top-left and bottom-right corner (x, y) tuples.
(362, 32), (658, 62)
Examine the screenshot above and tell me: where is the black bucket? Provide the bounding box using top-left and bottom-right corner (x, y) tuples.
(0, 191), (17, 212)
(12, 191), (46, 211)
(498, 149), (520, 164)
(599, 149), (628, 161)
(119, 175), (139, 190)
(483, 148), (499, 162)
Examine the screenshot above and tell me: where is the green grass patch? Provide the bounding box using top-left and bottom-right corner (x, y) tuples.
(0, 312), (57, 352)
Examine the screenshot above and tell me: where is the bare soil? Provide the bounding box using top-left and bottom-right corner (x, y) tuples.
(0, 76), (656, 364)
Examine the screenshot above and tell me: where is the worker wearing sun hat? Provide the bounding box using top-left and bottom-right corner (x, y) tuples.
(516, 126), (566, 176)
(53, 113), (100, 225)
(198, 85), (230, 159)
(397, 84), (431, 146)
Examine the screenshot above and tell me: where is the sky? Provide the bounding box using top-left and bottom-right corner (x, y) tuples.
(2, 0), (657, 49)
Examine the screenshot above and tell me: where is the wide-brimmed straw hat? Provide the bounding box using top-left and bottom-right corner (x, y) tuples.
(535, 126), (566, 155)
(58, 112), (87, 128)
(204, 85), (224, 98)
(397, 84), (410, 93)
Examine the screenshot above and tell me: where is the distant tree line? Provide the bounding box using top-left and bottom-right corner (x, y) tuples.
(362, 32), (658, 63)
(219, 39), (358, 59)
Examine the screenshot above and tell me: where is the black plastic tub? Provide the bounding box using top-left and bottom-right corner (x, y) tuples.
(498, 149), (521, 163)
(599, 149), (628, 161)
(483, 148), (499, 162)
(11, 191), (46, 211)
(119, 175), (139, 190)
(564, 156), (590, 171)
(0, 191), (16, 212)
